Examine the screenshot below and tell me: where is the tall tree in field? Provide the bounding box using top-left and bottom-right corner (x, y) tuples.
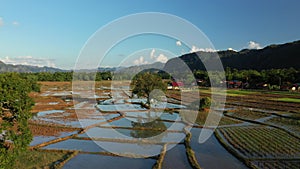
(131, 72), (167, 104)
(0, 73), (37, 168)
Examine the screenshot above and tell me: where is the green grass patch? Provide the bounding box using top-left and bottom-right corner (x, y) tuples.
(15, 150), (70, 169)
(263, 90), (300, 96)
(273, 98), (300, 103)
(227, 90), (257, 95)
(200, 89), (257, 97)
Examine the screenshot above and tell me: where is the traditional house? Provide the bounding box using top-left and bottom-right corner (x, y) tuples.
(167, 81), (184, 90)
(227, 80), (242, 88)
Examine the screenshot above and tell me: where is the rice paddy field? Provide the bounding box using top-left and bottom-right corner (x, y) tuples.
(22, 81), (300, 169)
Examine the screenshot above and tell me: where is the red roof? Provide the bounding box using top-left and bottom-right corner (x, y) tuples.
(172, 81), (184, 87)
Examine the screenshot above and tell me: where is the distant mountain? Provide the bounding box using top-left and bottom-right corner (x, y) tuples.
(2, 40), (299, 73)
(98, 67), (118, 72)
(164, 40), (300, 71)
(0, 62), (64, 72)
(115, 62), (165, 74)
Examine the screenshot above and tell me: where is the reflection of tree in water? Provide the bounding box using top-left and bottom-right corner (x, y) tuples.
(130, 118), (167, 138)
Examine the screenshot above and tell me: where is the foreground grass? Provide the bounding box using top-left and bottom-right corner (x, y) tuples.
(272, 97), (300, 103)
(15, 150), (70, 169)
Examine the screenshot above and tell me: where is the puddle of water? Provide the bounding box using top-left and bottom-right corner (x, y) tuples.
(48, 102), (59, 105)
(190, 128), (247, 169)
(43, 139), (163, 156)
(162, 121), (186, 131)
(102, 118), (186, 132)
(97, 104), (147, 112)
(52, 92), (72, 96)
(156, 103), (186, 109)
(126, 99), (147, 104)
(95, 141), (163, 156)
(102, 118), (136, 128)
(163, 144), (192, 169)
(36, 110), (64, 117)
(30, 136), (56, 146)
(125, 111), (181, 122)
(63, 153), (155, 169)
(160, 112), (181, 121)
(78, 127), (185, 143)
(30, 131), (77, 146)
(124, 111), (164, 123)
(42, 139), (106, 152)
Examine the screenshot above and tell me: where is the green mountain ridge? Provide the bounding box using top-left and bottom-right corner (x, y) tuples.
(1, 40), (299, 73)
(164, 40), (300, 71)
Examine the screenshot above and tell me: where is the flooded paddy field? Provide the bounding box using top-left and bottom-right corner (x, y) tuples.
(63, 153), (156, 169)
(27, 82), (300, 168)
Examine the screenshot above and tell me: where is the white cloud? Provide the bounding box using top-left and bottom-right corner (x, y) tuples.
(0, 17), (3, 27)
(133, 56), (148, 65)
(247, 41), (262, 49)
(0, 56), (56, 67)
(12, 21), (19, 26)
(227, 48), (237, 52)
(190, 45), (217, 53)
(176, 40), (182, 46)
(150, 49), (155, 59)
(149, 49), (168, 63)
(156, 54), (168, 63)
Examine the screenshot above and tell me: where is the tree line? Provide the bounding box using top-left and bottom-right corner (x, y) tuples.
(13, 68), (300, 89)
(194, 67), (300, 89)
(19, 71), (112, 82)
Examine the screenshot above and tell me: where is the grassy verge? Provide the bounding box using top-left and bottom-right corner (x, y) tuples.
(272, 97), (300, 103)
(15, 150), (76, 169)
(183, 128), (201, 169)
(200, 89), (257, 97)
(152, 144), (167, 169)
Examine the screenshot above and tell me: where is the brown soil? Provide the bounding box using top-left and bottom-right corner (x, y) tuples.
(29, 124), (77, 136)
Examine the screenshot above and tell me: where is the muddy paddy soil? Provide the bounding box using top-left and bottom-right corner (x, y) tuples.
(28, 82), (299, 169)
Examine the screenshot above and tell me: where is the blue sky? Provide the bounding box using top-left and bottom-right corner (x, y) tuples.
(0, 0), (299, 69)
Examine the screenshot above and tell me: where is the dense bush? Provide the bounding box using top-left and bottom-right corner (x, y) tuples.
(0, 73), (39, 168)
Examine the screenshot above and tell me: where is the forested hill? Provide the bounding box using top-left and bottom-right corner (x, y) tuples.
(0, 61), (64, 72)
(164, 40), (300, 71)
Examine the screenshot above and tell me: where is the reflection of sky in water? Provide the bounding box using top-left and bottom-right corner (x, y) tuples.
(124, 111), (181, 122)
(190, 128), (247, 169)
(63, 154), (155, 169)
(30, 131), (77, 146)
(36, 110), (64, 117)
(42, 139), (106, 152)
(78, 127), (185, 143)
(102, 117), (186, 132)
(43, 139), (163, 156)
(163, 144), (192, 169)
(97, 104), (147, 112)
